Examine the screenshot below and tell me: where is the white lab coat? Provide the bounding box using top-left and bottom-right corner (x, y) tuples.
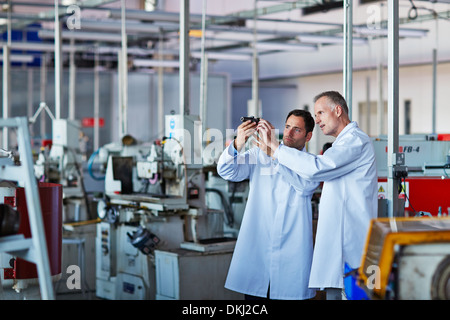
(217, 142), (319, 299)
(274, 122), (378, 289)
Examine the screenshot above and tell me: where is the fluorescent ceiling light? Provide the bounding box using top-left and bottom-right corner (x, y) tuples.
(61, 0), (77, 5)
(80, 20), (162, 34)
(109, 9), (204, 24)
(297, 34), (368, 45)
(353, 26), (428, 38)
(7, 41), (90, 53)
(133, 59), (180, 68)
(254, 42), (317, 52)
(6, 41), (173, 57)
(39, 30), (123, 42)
(397, 28), (429, 38)
(0, 54), (34, 63)
(205, 32), (275, 43)
(191, 51), (251, 61)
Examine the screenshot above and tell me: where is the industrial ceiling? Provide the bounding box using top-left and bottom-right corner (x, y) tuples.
(0, 0), (447, 72)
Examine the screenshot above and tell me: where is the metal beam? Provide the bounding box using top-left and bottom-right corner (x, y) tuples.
(0, 0), (120, 31)
(199, 0), (208, 134)
(108, 1), (316, 28)
(343, 0), (353, 118)
(54, 0), (62, 120)
(2, 1), (11, 149)
(119, 0), (128, 137)
(387, 0), (402, 218)
(2, 44), (10, 149)
(179, 0), (190, 116)
(225, 0), (316, 20)
(250, 0), (260, 118)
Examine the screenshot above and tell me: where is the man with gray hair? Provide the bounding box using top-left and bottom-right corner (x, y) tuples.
(256, 91), (378, 299)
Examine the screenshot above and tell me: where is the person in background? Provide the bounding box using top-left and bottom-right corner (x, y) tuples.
(256, 91), (378, 300)
(217, 110), (319, 300)
(321, 142), (332, 154)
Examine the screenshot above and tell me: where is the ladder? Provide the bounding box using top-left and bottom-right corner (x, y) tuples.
(0, 117), (54, 300)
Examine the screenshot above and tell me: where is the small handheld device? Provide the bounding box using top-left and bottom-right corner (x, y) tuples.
(240, 116), (260, 124)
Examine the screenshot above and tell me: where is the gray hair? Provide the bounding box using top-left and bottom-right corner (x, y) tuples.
(313, 91), (349, 115)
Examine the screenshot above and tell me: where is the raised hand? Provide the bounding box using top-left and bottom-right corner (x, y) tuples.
(234, 120), (258, 152)
(254, 119), (279, 157)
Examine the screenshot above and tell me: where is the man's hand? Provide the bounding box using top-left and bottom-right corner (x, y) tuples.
(255, 119), (279, 158)
(234, 120), (257, 152)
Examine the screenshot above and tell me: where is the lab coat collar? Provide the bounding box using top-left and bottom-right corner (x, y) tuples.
(334, 121), (357, 144)
(273, 141), (305, 160)
(280, 141), (306, 152)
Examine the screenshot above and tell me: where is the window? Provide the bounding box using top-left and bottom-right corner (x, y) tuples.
(404, 99), (411, 135)
(358, 100), (387, 136)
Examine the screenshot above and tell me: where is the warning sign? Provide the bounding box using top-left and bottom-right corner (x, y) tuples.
(377, 182), (409, 207)
(378, 182), (386, 199)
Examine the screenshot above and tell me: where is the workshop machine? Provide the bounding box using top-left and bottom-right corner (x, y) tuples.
(95, 114), (242, 300)
(346, 135), (450, 300)
(33, 118), (93, 220)
(34, 119), (84, 201)
(32, 118), (98, 296)
(373, 135), (450, 217)
(30, 101), (91, 220)
(356, 217), (450, 300)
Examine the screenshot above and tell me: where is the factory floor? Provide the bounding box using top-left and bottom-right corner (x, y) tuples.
(55, 290), (98, 300)
(52, 285), (327, 300)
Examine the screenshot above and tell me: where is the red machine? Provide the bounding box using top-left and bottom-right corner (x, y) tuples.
(374, 136), (450, 217)
(6, 182), (62, 280)
(378, 177), (450, 217)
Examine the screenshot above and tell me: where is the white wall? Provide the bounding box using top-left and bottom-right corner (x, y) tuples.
(289, 61), (450, 155)
(202, 1), (450, 82)
(111, 71), (230, 143)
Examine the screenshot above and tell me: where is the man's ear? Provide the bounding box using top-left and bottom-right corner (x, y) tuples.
(334, 105), (343, 117)
(306, 131), (313, 142)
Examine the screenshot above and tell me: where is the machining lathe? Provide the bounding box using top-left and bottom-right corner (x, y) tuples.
(95, 114), (242, 300)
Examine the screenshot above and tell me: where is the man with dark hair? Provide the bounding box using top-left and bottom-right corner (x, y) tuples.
(217, 109), (318, 300)
(257, 91), (378, 300)
(285, 109), (315, 133)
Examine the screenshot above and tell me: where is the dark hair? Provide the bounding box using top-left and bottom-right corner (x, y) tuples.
(322, 142), (332, 153)
(313, 91), (349, 115)
(285, 109), (315, 133)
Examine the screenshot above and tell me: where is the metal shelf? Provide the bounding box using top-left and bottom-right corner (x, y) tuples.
(0, 117), (54, 300)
